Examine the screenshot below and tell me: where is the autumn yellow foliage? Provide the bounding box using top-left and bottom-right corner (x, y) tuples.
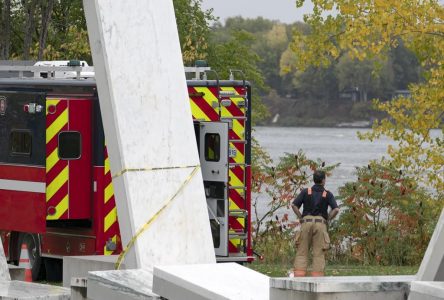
(291, 0), (444, 194)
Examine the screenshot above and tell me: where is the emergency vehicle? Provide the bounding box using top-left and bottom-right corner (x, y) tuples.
(0, 61), (253, 281)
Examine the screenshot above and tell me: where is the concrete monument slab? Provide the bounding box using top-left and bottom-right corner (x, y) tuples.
(8, 264), (25, 281)
(0, 236), (11, 281)
(71, 277), (88, 300)
(0, 281), (70, 299)
(417, 209), (444, 281)
(152, 263), (270, 300)
(270, 276), (415, 300)
(83, 0), (215, 270)
(409, 281), (444, 300)
(63, 255), (125, 287)
(87, 269), (160, 300)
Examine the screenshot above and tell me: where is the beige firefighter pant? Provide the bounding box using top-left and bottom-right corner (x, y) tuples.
(294, 215), (330, 275)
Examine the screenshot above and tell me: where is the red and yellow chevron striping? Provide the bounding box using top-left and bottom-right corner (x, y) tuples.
(189, 87), (220, 121)
(46, 99), (69, 220)
(103, 147), (121, 255)
(220, 87), (247, 252)
(189, 85), (248, 253)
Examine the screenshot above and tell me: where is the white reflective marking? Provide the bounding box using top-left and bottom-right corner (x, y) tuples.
(0, 179), (45, 193)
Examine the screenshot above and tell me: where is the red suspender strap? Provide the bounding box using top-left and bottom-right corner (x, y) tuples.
(308, 188), (327, 198)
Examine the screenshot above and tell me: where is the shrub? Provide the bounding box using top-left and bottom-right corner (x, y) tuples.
(331, 161), (442, 266)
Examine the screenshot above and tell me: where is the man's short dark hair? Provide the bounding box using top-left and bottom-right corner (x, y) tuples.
(313, 170), (326, 184)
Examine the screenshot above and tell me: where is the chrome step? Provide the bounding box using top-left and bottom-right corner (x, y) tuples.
(229, 163), (246, 168)
(221, 116), (247, 121)
(229, 186), (246, 190)
(229, 233), (248, 240)
(229, 139), (247, 144)
(229, 209), (248, 217)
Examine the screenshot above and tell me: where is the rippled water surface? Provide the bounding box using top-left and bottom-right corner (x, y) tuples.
(252, 126), (395, 220)
(252, 126), (442, 223)
(253, 126), (395, 195)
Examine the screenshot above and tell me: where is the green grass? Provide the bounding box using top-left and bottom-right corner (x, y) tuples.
(248, 262), (418, 277)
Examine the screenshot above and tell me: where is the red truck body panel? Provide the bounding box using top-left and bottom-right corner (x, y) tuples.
(0, 165), (46, 233)
(0, 77), (253, 265)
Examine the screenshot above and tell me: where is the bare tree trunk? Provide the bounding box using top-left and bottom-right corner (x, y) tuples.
(37, 0), (54, 59)
(0, 0), (11, 59)
(23, 0), (38, 59)
(0, 0), (4, 58)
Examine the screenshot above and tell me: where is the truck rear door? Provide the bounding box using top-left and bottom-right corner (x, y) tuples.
(197, 121), (229, 256)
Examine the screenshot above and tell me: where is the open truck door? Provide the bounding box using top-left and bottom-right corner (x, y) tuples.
(196, 121), (230, 257)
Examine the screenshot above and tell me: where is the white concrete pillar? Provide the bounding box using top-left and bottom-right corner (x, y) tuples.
(0, 239), (10, 281)
(417, 209), (444, 281)
(83, 0), (215, 270)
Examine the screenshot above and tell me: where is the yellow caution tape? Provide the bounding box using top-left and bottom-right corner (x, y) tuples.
(115, 165), (201, 269)
(112, 165), (199, 179)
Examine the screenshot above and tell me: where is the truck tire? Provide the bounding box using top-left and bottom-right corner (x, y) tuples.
(44, 258), (62, 282)
(18, 233), (44, 281)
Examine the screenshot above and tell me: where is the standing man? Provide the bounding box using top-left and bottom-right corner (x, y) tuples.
(291, 170), (339, 277)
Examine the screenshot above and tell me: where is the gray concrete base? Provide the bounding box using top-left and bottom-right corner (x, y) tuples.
(8, 264), (25, 281)
(87, 269), (160, 300)
(271, 289), (407, 300)
(63, 255), (125, 287)
(417, 209), (444, 281)
(153, 263), (269, 300)
(409, 291), (442, 300)
(0, 280), (70, 299)
(408, 281), (444, 300)
(71, 277), (88, 300)
(270, 276), (415, 300)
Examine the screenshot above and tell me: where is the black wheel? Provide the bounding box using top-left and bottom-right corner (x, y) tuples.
(44, 257), (62, 282)
(18, 233), (43, 281)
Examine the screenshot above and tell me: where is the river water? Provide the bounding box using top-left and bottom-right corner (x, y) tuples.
(252, 126), (395, 220)
(252, 126), (442, 226)
(253, 127), (395, 195)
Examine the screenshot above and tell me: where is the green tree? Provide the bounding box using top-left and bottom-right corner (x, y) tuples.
(0, 0), (89, 61)
(173, 0), (215, 65)
(390, 42), (421, 90)
(291, 65), (338, 102)
(253, 23), (290, 94)
(207, 30), (269, 123)
(335, 55), (394, 101)
(289, 0), (444, 193)
(1, 0), (215, 64)
(0, 0), (12, 59)
(0, 1), (270, 122)
(224, 16), (275, 34)
(212, 17), (294, 95)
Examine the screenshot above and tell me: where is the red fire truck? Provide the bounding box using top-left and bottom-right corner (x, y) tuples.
(0, 61), (253, 281)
